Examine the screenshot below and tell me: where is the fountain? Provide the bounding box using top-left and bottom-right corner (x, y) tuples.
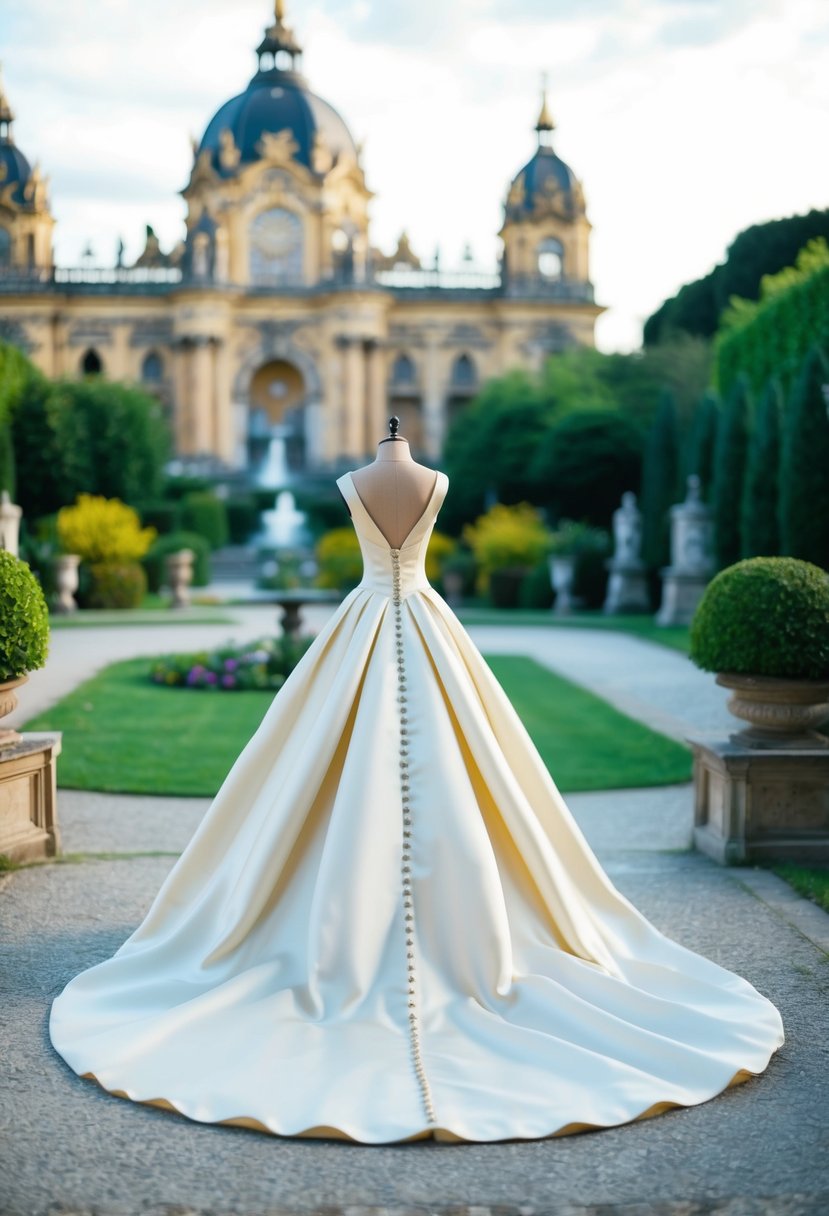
(255, 427), (308, 549)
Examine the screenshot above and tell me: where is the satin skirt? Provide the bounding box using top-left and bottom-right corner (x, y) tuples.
(49, 584), (785, 1143)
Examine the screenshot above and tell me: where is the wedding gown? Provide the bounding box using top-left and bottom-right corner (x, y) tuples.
(49, 467), (785, 1144)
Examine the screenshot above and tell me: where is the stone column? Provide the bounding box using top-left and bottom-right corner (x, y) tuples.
(422, 330), (444, 460)
(212, 338), (235, 465)
(341, 336), (365, 459)
(171, 337), (194, 454)
(190, 336), (214, 456)
(365, 339), (387, 450)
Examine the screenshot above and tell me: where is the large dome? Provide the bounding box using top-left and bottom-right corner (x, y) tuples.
(197, 4), (357, 176)
(199, 74), (357, 176)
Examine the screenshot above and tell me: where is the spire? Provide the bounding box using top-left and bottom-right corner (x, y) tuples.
(535, 74), (555, 148)
(0, 64), (15, 143)
(256, 0), (303, 74)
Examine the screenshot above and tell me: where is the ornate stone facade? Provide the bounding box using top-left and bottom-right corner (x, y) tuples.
(0, 5), (604, 472)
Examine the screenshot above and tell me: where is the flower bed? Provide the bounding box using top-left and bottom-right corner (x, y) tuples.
(149, 634), (314, 692)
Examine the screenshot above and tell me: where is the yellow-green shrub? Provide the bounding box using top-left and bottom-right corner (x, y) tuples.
(425, 530), (456, 583)
(57, 493), (157, 563)
(315, 528), (363, 590)
(462, 502), (551, 594)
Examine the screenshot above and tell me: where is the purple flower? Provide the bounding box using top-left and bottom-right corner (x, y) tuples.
(221, 674), (236, 688)
(204, 671), (218, 684)
(186, 669), (200, 685)
(223, 658), (239, 671)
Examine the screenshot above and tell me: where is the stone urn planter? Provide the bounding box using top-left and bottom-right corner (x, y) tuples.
(715, 671), (829, 750)
(0, 550), (60, 863)
(165, 548), (195, 609)
(0, 673), (28, 750)
(53, 553), (81, 613)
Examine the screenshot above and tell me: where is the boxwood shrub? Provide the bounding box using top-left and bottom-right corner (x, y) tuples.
(0, 550), (49, 680)
(690, 556), (829, 679)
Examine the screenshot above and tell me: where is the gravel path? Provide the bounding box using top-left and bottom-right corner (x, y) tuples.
(2, 603), (827, 1214)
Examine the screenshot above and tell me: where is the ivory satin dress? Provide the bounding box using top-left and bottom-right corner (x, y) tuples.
(49, 468), (785, 1144)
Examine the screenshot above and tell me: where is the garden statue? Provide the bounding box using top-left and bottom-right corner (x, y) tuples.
(603, 491), (650, 614)
(0, 491), (22, 558)
(656, 475), (715, 626)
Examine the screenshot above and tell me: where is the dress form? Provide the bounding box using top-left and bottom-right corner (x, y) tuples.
(344, 418), (438, 551)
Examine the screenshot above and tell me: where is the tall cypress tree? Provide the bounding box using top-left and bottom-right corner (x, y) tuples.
(641, 387), (680, 570)
(684, 389), (720, 498)
(741, 379), (781, 558)
(711, 375), (750, 569)
(780, 345), (829, 568)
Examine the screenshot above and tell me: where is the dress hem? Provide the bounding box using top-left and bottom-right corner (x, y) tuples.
(75, 1058), (768, 1146)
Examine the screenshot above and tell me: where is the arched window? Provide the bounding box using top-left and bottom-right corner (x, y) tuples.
(0, 227), (10, 267)
(391, 354), (416, 386)
(141, 351), (164, 383)
(81, 349), (102, 376)
(249, 207), (303, 285)
(451, 353), (476, 388)
(537, 237), (564, 279)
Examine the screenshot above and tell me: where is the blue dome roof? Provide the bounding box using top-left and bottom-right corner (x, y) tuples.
(506, 146), (583, 222)
(0, 142), (33, 208)
(199, 70), (357, 176)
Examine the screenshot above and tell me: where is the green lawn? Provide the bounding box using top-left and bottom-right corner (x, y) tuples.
(22, 653), (691, 797)
(767, 862), (829, 914)
(457, 606), (691, 654)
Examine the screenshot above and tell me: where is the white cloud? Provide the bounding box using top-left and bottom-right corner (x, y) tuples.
(3, 0), (826, 352)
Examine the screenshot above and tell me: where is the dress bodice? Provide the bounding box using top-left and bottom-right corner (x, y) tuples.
(336, 469), (449, 599)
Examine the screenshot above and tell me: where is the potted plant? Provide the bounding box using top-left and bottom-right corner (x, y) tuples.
(689, 556), (829, 748)
(0, 549), (50, 748)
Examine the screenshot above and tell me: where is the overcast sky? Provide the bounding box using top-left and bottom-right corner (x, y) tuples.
(4, 0), (827, 351)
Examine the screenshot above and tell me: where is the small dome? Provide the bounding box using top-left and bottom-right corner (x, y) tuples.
(505, 85), (585, 223)
(199, 75), (356, 176)
(506, 147), (584, 223)
(0, 142), (33, 208)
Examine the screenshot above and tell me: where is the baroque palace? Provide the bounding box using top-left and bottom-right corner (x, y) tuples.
(0, 3), (603, 473)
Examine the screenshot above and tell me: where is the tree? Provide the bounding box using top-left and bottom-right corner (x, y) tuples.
(711, 376), (750, 569)
(645, 207), (829, 344)
(640, 388), (680, 570)
(441, 369), (549, 533)
(13, 378), (172, 518)
(779, 346), (829, 568)
(684, 390), (720, 498)
(530, 411), (643, 529)
(741, 380), (781, 558)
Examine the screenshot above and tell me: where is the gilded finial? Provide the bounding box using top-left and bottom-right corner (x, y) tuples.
(275, 0), (286, 22)
(535, 72), (555, 135)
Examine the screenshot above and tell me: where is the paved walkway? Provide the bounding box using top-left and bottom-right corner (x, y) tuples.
(1, 602), (828, 1214)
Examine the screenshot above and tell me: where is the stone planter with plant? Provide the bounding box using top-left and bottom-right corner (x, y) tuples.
(690, 556), (829, 749)
(0, 549), (50, 749)
(688, 556), (829, 865)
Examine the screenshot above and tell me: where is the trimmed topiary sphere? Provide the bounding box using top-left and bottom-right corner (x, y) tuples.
(0, 549), (50, 681)
(690, 557), (829, 680)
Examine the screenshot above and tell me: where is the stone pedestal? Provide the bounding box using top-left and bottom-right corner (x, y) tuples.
(656, 476), (715, 626)
(0, 732), (62, 863)
(688, 735), (829, 865)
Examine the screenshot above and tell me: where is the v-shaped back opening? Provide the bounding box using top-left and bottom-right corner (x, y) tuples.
(344, 469), (442, 550)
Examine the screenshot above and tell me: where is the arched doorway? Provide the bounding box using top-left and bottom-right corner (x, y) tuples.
(247, 359), (306, 476)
